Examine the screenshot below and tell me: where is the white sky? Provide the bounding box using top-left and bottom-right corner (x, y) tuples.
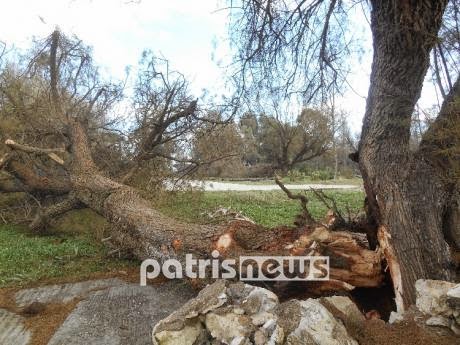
(0, 0), (441, 132)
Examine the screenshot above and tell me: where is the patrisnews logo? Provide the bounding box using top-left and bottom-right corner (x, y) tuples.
(239, 255), (329, 281)
(140, 251), (329, 285)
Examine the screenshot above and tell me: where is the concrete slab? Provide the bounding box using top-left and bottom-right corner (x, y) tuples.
(47, 280), (196, 345)
(0, 308), (31, 345)
(15, 278), (126, 307)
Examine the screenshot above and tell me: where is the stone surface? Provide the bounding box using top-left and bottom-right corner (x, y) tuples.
(426, 315), (451, 328)
(152, 280), (359, 345)
(415, 279), (456, 317)
(321, 295), (365, 324)
(154, 319), (204, 345)
(205, 312), (254, 343)
(0, 308), (31, 345)
(280, 299), (358, 345)
(414, 279), (460, 337)
(447, 284), (460, 309)
(388, 311), (404, 324)
(48, 280), (195, 345)
(15, 278), (126, 307)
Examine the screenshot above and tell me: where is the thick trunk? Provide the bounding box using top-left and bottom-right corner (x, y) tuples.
(359, 0), (452, 310)
(1, 120), (383, 293)
(72, 170), (383, 291)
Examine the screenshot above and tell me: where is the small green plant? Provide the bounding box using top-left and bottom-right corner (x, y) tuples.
(286, 169), (305, 181)
(309, 169), (334, 181)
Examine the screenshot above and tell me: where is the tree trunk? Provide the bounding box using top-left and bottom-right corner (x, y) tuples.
(68, 120), (385, 291)
(2, 120), (383, 294)
(359, 0), (454, 311)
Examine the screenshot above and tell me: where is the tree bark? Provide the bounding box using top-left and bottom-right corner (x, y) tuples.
(359, 0), (454, 311)
(1, 119), (384, 294)
(68, 124), (384, 291)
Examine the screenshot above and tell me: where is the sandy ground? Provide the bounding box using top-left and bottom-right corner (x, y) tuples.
(167, 180), (362, 192)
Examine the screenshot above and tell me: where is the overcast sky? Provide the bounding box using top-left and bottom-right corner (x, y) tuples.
(0, 0), (441, 132)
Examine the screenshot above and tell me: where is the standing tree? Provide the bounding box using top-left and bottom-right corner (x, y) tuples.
(191, 113), (244, 178)
(229, 0), (460, 309)
(257, 107), (333, 174)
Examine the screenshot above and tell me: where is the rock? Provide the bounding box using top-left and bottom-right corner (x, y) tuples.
(0, 308), (31, 345)
(321, 296), (365, 324)
(388, 311), (404, 324)
(233, 307), (245, 315)
(450, 321), (460, 335)
(447, 284), (460, 309)
(251, 311), (276, 326)
(15, 278), (126, 307)
(153, 280), (359, 345)
(269, 325), (284, 345)
(280, 299), (358, 345)
(415, 279), (456, 317)
(230, 336), (252, 345)
(154, 320), (204, 345)
(254, 329), (268, 345)
(153, 279), (229, 339)
(426, 315), (451, 328)
(48, 280), (195, 345)
(414, 279), (460, 337)
(205, 312), (254, 342)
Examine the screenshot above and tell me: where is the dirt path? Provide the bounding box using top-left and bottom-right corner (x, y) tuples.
(169, 180), (362, 192)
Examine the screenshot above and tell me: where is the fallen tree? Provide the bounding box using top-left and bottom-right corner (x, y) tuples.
(0, 31), (384, 297)
(2, 120), (383, 293)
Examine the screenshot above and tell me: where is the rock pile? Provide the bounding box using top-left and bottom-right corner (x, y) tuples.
(414, 279), (460, 335)
(389, 279), (460, 336)
(152, 280), (361, 345)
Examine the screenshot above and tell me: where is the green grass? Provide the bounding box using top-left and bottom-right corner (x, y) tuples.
(156, 190), (365, 227)
(0, 189), (363, 288)
(0, 213), (137, 288)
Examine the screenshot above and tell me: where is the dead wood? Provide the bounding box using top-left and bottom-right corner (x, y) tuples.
(274, 175), (316, 226)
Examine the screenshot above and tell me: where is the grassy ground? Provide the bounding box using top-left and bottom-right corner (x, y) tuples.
(0, 189), (364, 288)
(156, 190), (365, 227)
(0, 209), (137, 288)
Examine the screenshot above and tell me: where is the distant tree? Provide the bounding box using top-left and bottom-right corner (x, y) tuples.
(192, 116), (244, 177)
(256, 108), (332, 174)
(239, 112), (261, 166)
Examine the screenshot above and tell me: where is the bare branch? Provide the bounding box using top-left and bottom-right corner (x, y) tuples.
(5, 139), (65, 165)
(29, 193), (83, 232)
(275, 175), (316, 225)
(49, 30), (62, 115)
(309, 188), (346, 226)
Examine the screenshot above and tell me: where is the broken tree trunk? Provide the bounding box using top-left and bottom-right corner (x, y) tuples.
(1, 119), (384, 294)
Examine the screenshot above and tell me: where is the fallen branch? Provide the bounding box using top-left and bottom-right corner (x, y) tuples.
(275, 175), (316, 226)
(29, 194), (83, 232)
(310, 188), (347, 227)
(5, 139), (65, 165)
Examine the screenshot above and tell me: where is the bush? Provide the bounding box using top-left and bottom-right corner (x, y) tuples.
(309, 169), (334, 181)
(286, 169), (305, 181)
(339, 167), (356, 179)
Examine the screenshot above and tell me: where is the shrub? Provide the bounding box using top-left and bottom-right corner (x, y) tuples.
(309, 169), (334, 180)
